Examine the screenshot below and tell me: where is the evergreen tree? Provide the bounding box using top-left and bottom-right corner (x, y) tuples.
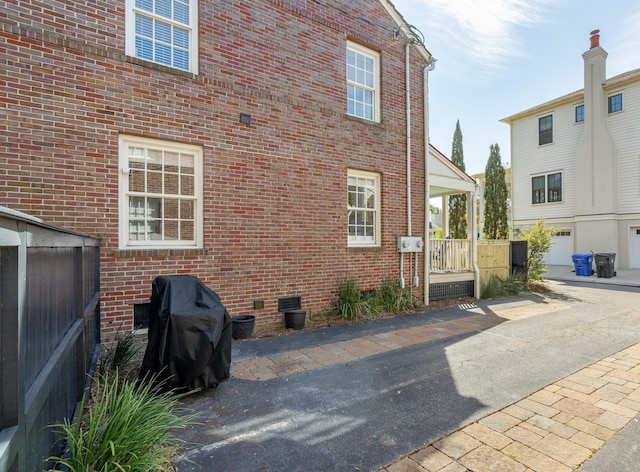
(448, 120), (467, 238)
(483, 143), (509, 239)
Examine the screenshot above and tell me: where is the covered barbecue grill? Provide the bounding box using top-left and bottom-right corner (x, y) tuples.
(139, 275), (232, 392)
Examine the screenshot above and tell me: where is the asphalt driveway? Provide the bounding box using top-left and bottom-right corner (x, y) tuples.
(173, 280), (640, 471)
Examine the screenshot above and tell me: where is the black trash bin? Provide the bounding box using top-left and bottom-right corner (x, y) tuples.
(139, 275), (232, 392)
(595, 253), (616, 278)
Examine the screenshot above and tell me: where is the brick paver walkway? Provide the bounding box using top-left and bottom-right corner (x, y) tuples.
(231, 311), (499, 381)
(381, 343), (640, 472)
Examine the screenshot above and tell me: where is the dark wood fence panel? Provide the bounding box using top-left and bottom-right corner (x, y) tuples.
(0, 208), (100, 472)
(25, 247), (77, 390)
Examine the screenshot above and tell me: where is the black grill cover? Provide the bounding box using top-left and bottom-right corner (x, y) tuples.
(139, 275), (232, 392)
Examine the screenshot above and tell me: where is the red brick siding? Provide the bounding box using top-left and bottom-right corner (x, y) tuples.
(1, 0), (428, 341)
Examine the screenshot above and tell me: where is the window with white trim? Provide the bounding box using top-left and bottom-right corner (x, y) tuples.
(538, 114), (553, 145)
(126, 0), (198, 73)
(575, 104), (584, 123)
(119, 135), (203, 249)
(346, 42), (380, 122)
(347, 170), (380, 246)
(531, 171), (562, 205)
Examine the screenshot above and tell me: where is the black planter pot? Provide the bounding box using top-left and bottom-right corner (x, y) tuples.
(284, 310), (306, 330)
(231, 315), (256, 339)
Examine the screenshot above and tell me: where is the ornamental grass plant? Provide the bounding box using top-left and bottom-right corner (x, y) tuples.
(373, 277), (418, 314)
(47, 371), (193, 472)
(97, 329), (140, 378)
(328, 277), (373, 321)
(480, 273), (526, 299)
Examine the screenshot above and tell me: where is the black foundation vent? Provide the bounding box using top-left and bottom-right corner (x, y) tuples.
(134, 303), (151, 329)
(429, 281), (474, 301)
(278, 296), (302, 312)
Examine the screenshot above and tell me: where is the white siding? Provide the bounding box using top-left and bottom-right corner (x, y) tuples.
(511, 101), (581, 223)
(609, 82), (640, 214)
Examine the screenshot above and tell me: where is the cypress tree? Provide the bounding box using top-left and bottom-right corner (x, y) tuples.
(448, 120), (467, 239)
(483, 143), (509, 239)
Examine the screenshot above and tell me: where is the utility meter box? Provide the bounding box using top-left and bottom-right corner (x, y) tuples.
(396, 236), (424, 253)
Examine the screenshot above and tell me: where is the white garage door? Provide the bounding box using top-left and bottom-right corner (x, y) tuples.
(544, 230), (574, 266)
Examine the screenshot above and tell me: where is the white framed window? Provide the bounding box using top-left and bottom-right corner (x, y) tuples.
(347, 170), (380, 247)
(346, 41), (380, 122)
(119, 135), (203, 249)
(531, 171), (562, 205)
(126, 0), (198, 73)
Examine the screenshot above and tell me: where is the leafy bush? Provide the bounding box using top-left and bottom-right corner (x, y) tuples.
(327, 277), (372, 321)
(519, 219), (555, 282)
(48, 372), (193, 472)
(373, 278), (418, 314)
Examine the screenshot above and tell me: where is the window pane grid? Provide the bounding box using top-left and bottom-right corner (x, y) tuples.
(133, 0), (191, 71)
(575, 105), (584, 123)
(348, 174), (377, 244)
(127, 145), (196, 243)
(347, 46), (376, 120)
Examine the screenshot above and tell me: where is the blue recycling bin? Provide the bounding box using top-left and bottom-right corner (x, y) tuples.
(572, 253), (593, 276)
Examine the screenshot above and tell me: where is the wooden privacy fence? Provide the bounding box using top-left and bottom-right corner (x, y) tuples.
(477, 240), (511, 283)
(0, 207), (100, 472)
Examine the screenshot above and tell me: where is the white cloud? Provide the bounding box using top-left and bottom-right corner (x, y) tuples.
(400, 0), (553, 81)
(608, 8), (640, 76)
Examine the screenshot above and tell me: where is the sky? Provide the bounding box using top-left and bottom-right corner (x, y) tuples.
(392, 0), (640, 176)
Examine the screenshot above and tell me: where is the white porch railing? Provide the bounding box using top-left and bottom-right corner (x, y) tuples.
(430, 239), (471, 272)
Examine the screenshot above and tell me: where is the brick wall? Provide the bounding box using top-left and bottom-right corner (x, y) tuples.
(1, 0), (428, 341)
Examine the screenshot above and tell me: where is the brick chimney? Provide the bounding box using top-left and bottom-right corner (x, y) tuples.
(590, 29), (600, 49)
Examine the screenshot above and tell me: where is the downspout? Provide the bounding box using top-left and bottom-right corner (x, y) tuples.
(423, 58), (436, 305)
(406, 41), (413, 237)
(400, 39), (413, 289)
(472, 181), (481, 298)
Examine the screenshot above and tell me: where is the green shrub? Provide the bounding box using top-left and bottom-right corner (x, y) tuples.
(518, 218), (555, 282)
(48, 372), (194, 472)
(327, 277), (372, 321)
(373, 278), (418, 314)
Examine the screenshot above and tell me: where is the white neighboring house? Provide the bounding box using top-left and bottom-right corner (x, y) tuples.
(501, 31), (640, 269)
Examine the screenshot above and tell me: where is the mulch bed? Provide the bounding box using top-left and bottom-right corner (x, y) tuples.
(247, 296), (478, 340)
(247, 282), (553, 340)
